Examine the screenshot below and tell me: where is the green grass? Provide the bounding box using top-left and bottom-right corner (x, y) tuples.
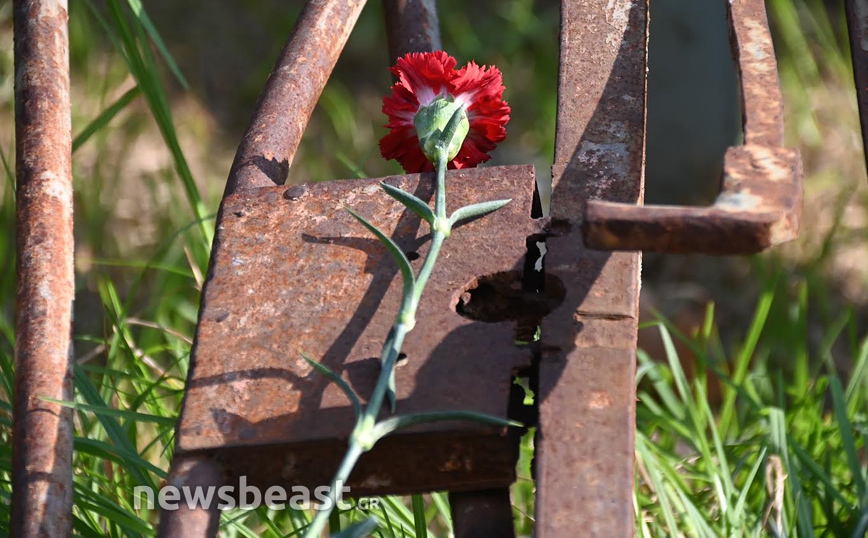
(0, 0), (866, 536)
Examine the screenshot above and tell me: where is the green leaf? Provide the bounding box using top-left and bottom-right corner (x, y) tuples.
(346, 207), (416, 302)
(412, 495), (426, 537)
(372, 411), (521, 443)
(300, 350), (361, 420)
(449, 199), (512, 227)
(380, 182), (435, 224)
(42, 397), (176, 427)
(124, 0), (190, 89)
(829, 377), (867, 497)
(332, 517), (379, 538)
(437, 106), (468, 155)
(73, 86), (141, 153)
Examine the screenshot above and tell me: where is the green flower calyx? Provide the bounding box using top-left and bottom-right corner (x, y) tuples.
(414, 96), (469, 162)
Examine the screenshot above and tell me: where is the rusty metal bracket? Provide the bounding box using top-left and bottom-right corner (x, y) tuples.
(12, 1), (76, 537)
(847, 0), (868, 178)
(582, 0), (802, 254)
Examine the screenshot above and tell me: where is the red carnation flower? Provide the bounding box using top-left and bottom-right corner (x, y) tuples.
(379, 51), (510, 173)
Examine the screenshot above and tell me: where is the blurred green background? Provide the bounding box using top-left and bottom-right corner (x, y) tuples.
(0, 0), (866, 536)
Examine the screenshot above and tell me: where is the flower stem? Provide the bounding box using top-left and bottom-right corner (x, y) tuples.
(303, 149), (451, 538)
(306, 442), (364, 536)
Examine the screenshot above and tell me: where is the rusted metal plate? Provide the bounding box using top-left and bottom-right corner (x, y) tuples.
(382, 0), (441, 62)
(583, 0), (802, 254)
(177, 165), (541, 495)
(224, 0), (367, 196)
(847, 0), (868, 177)
(12, 1), (75, 536)
(535, 0), (647, 537)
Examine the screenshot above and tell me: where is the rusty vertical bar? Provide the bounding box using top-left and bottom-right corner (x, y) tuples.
(382, 0), (442, 61)
(535, 0), (647, 537)
(846, 0), (868, 177)
(12, 0), (75, 537)
(224, 0), (367, 196)
(156, 456), (224, 538)
(450, 489), (516, 538)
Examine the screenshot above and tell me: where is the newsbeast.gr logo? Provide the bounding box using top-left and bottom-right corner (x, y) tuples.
(134, 477), (380, 511)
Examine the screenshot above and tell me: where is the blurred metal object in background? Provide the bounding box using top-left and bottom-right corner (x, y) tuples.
(12, 0), (76, 536)
(846, 0), (868, 178)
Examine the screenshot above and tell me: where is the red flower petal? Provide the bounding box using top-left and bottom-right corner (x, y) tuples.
(380, 51), (510, 173)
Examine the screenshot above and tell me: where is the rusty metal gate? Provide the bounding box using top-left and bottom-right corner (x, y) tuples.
(11, 0), (810, 537)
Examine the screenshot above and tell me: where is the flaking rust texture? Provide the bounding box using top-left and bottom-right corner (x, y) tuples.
(12, 0), (75, 537)
(583, 0), (802, 254)
(535, 1), (647, 537)
(177, 166), (541, 495)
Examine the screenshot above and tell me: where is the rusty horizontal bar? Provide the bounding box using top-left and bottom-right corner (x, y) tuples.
(846, 0), (868, 178)
(12, 0), (75, 536)
(382, 0), (441, 62)
(584, 145), (802, 253)
(535, 0), (647, 537)
(175, 166), (546, 497)
(582, 0), (802, 255)
(224, 0), (367, 196)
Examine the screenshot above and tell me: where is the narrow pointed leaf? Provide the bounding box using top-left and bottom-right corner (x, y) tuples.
(437, 106), (467, 153)
(41, 398), (176, 427)
(346, 208), (416, 300)
(300, 351), (361, 419)
(372, 411), (521, 443)
(380, 182), (435, 224)
(332, 517), (379, 538)
(449, 199), (512, 227)
(73, 86), (141, 153)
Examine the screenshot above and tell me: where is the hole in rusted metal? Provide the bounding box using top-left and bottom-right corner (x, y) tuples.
(396, 352), (408, 366)
(454, 271), (565, 323)
(406, 251), (420, 261)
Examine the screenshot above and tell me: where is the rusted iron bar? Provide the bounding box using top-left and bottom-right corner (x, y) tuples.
(846, 0), (868, 177)
(535, 0), (647, 537)
(449, 489), (516, 538)
(382, 0), (441, 62)
(582, 0), (802, 254)
(224, 0), (367, 196)
(155, 456), (224, 538)
(12, 1), (75, 537)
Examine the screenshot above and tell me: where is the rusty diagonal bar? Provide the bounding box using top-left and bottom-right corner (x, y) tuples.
(12, 0), (76, 537)
(583, 0), (802, 254)
(846, 0), (868, 178)
(159, 2), (368, 537)
(224, 0), (368, 196)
